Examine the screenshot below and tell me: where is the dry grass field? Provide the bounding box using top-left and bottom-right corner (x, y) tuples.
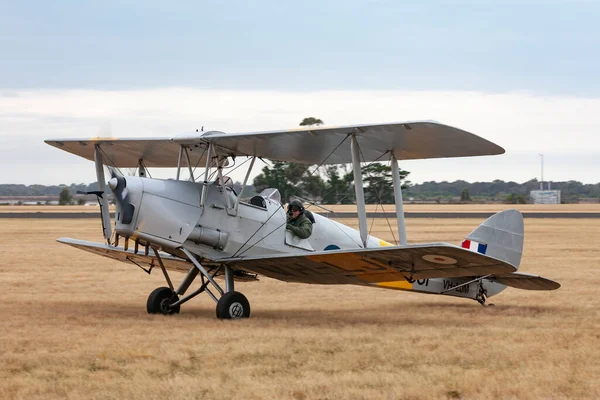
(1, 213), (599, 399)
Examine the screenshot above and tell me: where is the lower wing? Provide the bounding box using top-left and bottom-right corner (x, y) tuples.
(219, 242), (516, 285)
(59, 237), (191, 272)
(57, 238), (260, 281)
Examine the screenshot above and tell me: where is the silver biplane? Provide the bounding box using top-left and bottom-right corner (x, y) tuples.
(45, 121), (559, 319)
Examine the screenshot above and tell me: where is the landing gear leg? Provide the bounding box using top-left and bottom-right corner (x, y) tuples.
(215, 266), (250, 319)
(180, 248), (251, 319)
(146, 248), (180, 315)
(145, 247), (251, 318)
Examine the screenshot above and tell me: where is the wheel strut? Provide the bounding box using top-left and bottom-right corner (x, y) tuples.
(475, 279), (488, 306)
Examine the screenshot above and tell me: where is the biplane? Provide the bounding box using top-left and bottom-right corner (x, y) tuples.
(45, 121), (559, 319)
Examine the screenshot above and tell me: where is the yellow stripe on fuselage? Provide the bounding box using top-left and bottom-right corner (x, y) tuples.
(373, 240), (413, 290)
(376, 280), (414, 291)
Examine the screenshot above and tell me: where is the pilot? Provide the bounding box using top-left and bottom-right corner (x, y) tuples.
(286, 200), (313, 239)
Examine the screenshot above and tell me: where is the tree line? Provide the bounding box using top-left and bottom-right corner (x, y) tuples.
(252, 161), (410, 204)
(3, 177), (598, 205)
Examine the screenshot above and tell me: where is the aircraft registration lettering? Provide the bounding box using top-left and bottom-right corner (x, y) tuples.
(443, 280), (470, 293)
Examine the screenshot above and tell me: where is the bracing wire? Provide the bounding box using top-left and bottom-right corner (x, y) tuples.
(230, 207), (284, 258)
(357, 146), (398, 245)
(97, 147), (124, 177)
(231, 134), (352, 258)
(190, 146), (208, 180)
(315, 150), (389, 215)
(228, 133), (402, 257)
(286, 134), (352, 202)
(224, 156), (252, 176)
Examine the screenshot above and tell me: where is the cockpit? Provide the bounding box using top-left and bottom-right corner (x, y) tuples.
(209, 174), (282, 212)
(248, 188), (281, 209)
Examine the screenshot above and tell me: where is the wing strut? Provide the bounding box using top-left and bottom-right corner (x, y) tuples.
(94, 146), (112, 244)
(351, 134), (368, 248)
(391, 154), (407, 245)
(176, 145), (183, 180)
(183, 146), (195, 181)
(200, 143), (214, 207)
(235, 156), (256, 213)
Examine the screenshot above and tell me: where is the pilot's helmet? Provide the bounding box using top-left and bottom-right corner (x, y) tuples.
(287, 199), (305, 214)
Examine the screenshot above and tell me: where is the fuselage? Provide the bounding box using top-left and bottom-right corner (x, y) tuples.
(114, 176), (505, 300)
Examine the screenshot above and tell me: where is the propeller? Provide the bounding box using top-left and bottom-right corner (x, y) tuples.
(107, 167), (135, 225)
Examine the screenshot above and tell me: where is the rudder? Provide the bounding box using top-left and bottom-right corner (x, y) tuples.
(461, 209), (524, 270)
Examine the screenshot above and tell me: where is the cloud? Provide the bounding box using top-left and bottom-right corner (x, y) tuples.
(0, 91), (19, 98)
(1, 88), (599, 185)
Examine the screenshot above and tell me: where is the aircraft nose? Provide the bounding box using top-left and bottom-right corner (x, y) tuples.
(108, 177), (118, 190)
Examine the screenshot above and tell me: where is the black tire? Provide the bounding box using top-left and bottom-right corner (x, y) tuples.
(216, 291), (250, 319)
(146, 287), (180, 315)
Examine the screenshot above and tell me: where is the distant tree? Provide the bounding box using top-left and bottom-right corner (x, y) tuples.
(77, 198), (86, 205)
(253, 161), (294, 201)
(460, 188), (471, 202)
(58, 187), (72, 205)
(504, 193), (527, 204)
(361, 163), (410, 204)
(321, 166), (354, 204)
(299, 117), (324, 127)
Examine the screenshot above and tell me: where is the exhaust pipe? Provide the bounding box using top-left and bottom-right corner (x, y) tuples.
(187, 226), (229, 250)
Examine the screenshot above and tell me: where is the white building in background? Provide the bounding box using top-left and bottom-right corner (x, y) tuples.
(530, 190), (561, 204)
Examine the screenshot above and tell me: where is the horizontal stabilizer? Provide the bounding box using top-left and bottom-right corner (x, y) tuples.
(490, 272), (560, 290)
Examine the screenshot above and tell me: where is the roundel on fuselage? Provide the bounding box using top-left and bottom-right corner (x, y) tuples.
(324, 245), (340, 251)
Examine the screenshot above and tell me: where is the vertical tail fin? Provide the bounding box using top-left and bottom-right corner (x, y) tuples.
(461, 209), (524, 270)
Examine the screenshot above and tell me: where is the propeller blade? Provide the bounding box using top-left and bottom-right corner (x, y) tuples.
(108, 175), (134, 225)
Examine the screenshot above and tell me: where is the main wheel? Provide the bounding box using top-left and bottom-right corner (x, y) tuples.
(216, 291), (250, 319)
(147, 287), (180, 315)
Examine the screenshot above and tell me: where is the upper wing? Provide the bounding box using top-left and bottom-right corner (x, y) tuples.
(180, 121), (504, 165)
(489, 272), (560, 290)
(46, 121), (504, 167)
(219, 243), (516, 285)
(44, 136), (217, 168)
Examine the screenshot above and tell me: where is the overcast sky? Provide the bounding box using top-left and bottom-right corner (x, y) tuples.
(1, 1), (599, 185)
